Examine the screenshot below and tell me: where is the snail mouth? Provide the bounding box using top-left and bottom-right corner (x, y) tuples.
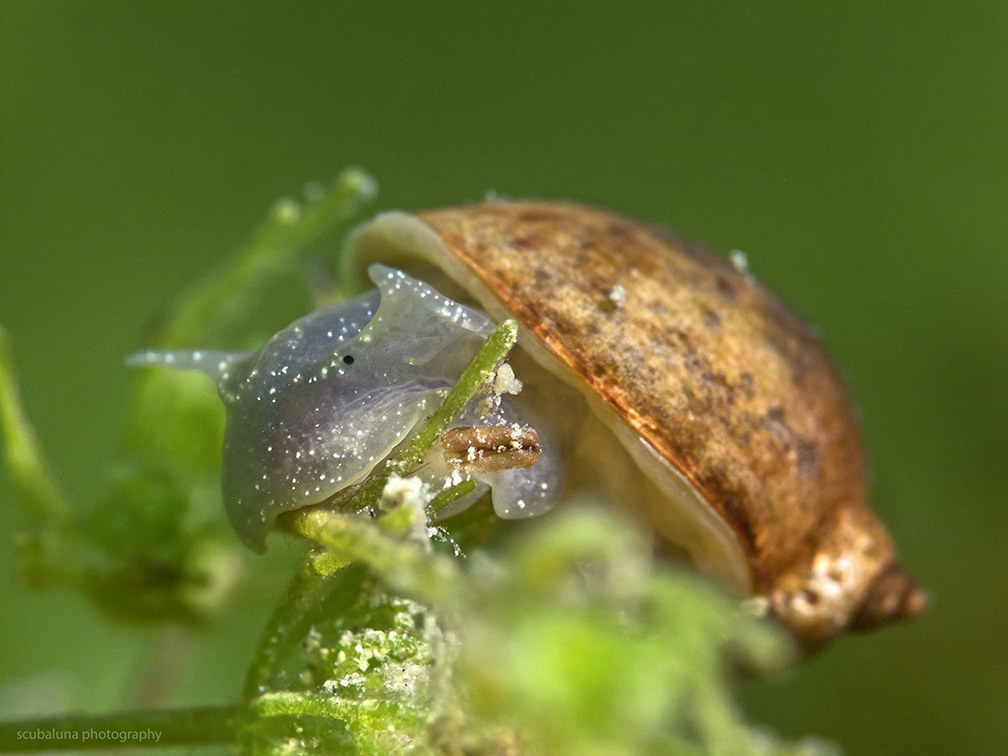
(850, 563), (929, 631)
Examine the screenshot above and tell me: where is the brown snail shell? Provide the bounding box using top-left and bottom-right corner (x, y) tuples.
(345, 201), (927, 649)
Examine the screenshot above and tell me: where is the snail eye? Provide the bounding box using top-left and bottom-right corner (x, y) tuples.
(342, 354), (355, 365)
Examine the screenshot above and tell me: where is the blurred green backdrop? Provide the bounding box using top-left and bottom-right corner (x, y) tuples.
(1, 3), (1005, 754)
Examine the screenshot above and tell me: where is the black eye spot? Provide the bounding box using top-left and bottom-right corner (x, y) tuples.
(342, 354), (354, 365)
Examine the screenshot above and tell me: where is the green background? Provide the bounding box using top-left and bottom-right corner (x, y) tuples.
(1, 3), (1005, 754)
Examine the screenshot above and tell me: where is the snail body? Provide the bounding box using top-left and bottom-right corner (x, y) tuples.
(129, 263), (562, 552)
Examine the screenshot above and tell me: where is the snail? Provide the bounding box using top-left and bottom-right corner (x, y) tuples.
(133, 201), (926, 649)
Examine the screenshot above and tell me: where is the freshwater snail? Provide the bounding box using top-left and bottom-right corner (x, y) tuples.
(133, 201), (926, 649)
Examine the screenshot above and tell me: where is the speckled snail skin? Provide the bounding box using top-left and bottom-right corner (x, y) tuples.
(129, 264), (563, 552)
(344, 202), (927, 650)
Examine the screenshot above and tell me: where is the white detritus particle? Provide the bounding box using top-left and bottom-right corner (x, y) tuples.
(493, 362), (523, 395)
(378, 474), (434, 545)
(608, 283), (627, 308)
(729, 249), (753, 279)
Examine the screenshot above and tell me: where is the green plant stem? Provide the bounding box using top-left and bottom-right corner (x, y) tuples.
(286, 508), (457, 604)
(239, 562), (327, 706)
(239, 559), (370, 707)
(427, 479), (478, 516)
(0, 326), (70, 529)
(0, 705), (240, 752)
(248, 691), (400, 725)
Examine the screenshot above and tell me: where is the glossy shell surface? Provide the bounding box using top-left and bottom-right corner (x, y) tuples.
(346, 202), (926, 647)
